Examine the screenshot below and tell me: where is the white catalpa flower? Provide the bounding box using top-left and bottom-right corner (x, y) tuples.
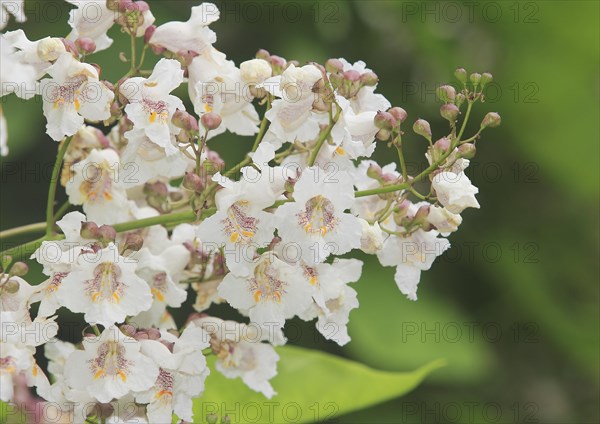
(432, 171), (480, 214)
(121, 58), (185, 150)
(377, 211), (450, 301)
(129, 245), (189, 330)
(39, 53), (114, 141)
(57, 243), (153, 327)
(149, 2), (219, 54)
(197, 317), (279, 398)
(0, 275), (35, 312)
(217, 252), (313, 329)
(190, 47), (259, 138)
(197, 169), (280, 267)
(263, 63), (324, 145)
(64, 326), (159, 403)
(31, 211), (93, 317)
(65, 0), (117, 52)
(119, 128), (190, 188)
(65, 148), (133, 224)
(136, 324), (210, 423)
(427, 205), (462, 235)
(1, 0), (26, 30)
(240, 58), (272, 85)
(1, 31), (61, 101)
(275, 167), (363, 264)
(298, 258), (362, 345)
(0, 342), (34, 402)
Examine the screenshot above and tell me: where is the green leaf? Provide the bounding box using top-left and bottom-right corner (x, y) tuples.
(193, 345), (445, 423)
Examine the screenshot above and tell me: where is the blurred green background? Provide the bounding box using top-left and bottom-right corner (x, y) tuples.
(1, 1), (598, 422)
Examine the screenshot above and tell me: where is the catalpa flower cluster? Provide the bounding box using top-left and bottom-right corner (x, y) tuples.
(0, 1), (501, 422)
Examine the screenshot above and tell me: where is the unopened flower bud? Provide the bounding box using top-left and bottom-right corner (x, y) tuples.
(134, 0), (150, 12)
(413, 119), (432, 141)
(329, 72), (343, 88)
(75, 37), (96, 54)
(480, 112), (501, 129)
(172, 109), (199, 132)
(470, 72), (482, 85)
(360, 71), (379, 87)
(3, 279), (20, 294)
(437, 85), (456, 103)
(480, 72), (493, 87)
(205, 150), (225, 173)
(201, 112), (222, 131)
(393, 199), (412, 224)
(455, 93), (466, 108)
(61, 38), (79, 56)
(81, 221), (100, 239)
(458, 143), (476, 159)
(433, 137), (451, 153)
(376, 128), (391, 141)
(37, 38), (66, 61)
(454, 68), (468, 84)
(388, 107), (407, 123)
(206, 413), (219, 424)
(440, 103), (460, 122)
(144, 181), (169, 198)
(97, 225), (117, 244)
(1, 255), (12, 271)
(240, 58), (272, 85)
(256, 49), (270, 60)
(343, 70), (361, 82)
(10, 262), (28, 277)
(183, 172), (204, 192)
(374, 111), (396, 130)
(366, 163), (382, 179)
(120, 324), (137, 337)
(325, 58), (344, 74)
(144, 25), (156, 44)
(122, 233), (144, 253)
(269, 55), (286, 70)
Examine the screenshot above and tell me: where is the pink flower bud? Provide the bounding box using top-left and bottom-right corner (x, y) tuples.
(75, 37), (96, 54)
(134, 0), (149, 12)
(97, 225), (117, 244)
(454, 67), (468, 84)
(440, 103), (460, 122)
(80, 221), (100, 239)
(256, 49), (270, 60)
(481, 112), (501, 128)
(9, 262), (28, 277)
(3, 279), (20, 294)
(60, 38), (79, 56)
(325, 58), (344, 74)
(413, 119), (432, 140)
(366, 163), (383, 179)
(360, 71), (379, 87)
(374, 111), (396, 130)
(458, 143), (476, 159)
(375, 128), (391, 141)
(343, 70), (361, 82)
(122, 233), (144, 252)
(172, 109), (199, 132)
(433, 137), (451, 153)
(201, 112), (222, 131)
(436, 85), (456, 103)
(388, 107), (408, 123)
(144, 25), (156, 44)
(183, 172), (204, 193)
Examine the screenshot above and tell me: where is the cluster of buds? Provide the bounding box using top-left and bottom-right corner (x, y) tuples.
(375, 107), (409, 142)
(326, 58), (379, 99)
